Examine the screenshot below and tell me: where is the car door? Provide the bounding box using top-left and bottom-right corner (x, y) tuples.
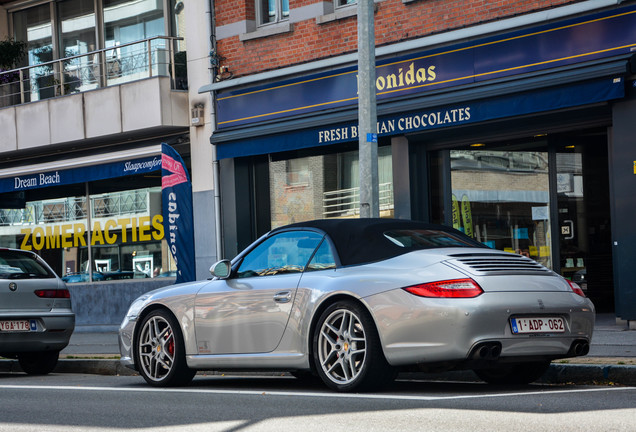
(194, 230), (323, 355)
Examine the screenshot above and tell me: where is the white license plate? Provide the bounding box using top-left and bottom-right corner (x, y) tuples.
(0, 320), (37, 332)
(511, 317), (565, 334)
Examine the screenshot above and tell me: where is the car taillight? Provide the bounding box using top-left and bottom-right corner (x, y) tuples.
(566, 280), (586, 297)
(403, 278), (483, 298)
(35, 289), (71, 299)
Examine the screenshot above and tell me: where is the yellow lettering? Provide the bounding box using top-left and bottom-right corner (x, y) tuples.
(104, 220), (118, 244)
(32, 227), (45, 251)
(416, 67), (427, 83)
(138, 216), (151, 241)
(405, 63), (415, 85)
(375, 76), (385, 91)
(131, 217), (138, 242)
(152, 215), (164, 240)
(46, 225), (61, 249)
(61, 224), (73, 248)
(20, 229), (32, 251)
(91, 221), (104, 245)
(386, 73), (398, 89)
(427, 65), (436, 81)
(74, 223), (87, 247)
(118, 218), (131, 242)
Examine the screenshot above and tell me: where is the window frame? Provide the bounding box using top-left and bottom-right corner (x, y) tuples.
(256, 0), (290, 27)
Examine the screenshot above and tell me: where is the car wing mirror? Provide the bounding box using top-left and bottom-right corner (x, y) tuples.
(210, 259), (231, 279)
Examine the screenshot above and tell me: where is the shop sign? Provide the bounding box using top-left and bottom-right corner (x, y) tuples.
(1, 156), (162, 194)
(216, 5), (636, 129)
(216, 76), (624, 160)
(161, 143), (196, 284)
(18, 215), (164, 251)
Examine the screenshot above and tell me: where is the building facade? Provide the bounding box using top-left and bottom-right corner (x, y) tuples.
(0, 0), (219, 327)
(205, 0), (636, 320)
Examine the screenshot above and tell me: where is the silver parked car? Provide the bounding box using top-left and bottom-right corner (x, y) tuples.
(0, 248), (75, 374)
(119, 219), (594, 391)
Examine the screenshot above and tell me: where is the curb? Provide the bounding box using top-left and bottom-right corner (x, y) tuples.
(2, 359), (636, 385)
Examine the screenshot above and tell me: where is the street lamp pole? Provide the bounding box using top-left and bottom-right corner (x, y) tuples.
(357, 0), (379, 218)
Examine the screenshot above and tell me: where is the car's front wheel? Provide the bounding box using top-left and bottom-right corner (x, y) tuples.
(312, 301), (395, 392)
(473, 361), (551, 385)
(18, 351), (59, 375)
(136, 309), (195, 386)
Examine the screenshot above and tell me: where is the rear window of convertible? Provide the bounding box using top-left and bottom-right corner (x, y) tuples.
(383, 229), (479, 250)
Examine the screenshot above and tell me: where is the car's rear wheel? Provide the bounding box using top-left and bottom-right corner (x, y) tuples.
(136, 309), (195, 387)
(18, 351), (59, 375)
(312, 301), (395, 392)
(473, 361), (551, 385)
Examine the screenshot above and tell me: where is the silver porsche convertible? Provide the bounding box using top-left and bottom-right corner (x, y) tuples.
(119, 218), (595, 391)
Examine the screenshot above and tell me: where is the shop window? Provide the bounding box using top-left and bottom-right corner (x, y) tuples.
(447, 149), (552, 269)
(269, 146), (394, 228)
(0, 184), (176, 282)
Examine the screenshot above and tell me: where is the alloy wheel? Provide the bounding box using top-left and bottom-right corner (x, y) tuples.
(317, 308), (367, 385)
(138, 315), (176, 382)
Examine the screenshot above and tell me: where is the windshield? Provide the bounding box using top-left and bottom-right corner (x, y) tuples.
(0, 250), (56, 279)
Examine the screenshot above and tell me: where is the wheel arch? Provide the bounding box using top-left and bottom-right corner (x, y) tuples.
(307, 294), (385, 367)
(131, 304), (180, 370)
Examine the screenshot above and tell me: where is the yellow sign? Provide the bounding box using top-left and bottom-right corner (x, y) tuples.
(451, 195), (461, 230)
(20, 215), (164, 251)
(461, 195), (473, 238)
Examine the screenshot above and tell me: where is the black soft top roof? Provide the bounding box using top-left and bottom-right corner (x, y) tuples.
(273, 218), (484, 266)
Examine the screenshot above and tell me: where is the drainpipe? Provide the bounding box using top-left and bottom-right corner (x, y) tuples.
(208, 0), (224, 260)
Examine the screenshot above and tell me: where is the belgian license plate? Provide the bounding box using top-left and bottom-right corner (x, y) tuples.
(511, 317), (565, 334)
(0, 320), (37, 332)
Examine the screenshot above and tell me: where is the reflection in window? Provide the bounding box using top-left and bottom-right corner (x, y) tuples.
(449, 149), (552, 268)
(58, 0), (97, 93)
(306, 240), (336, 271)
(237, 231), (322, 278)
(269, 146), (394, 228)
(257, 0), (289, 25)
(12, 4), (52, 101)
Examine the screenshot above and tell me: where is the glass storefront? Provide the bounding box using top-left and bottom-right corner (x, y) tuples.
(448, 148), (552, 268)
(0, 178), (176, 283)
(428, 129), (613, 309)
(268, 146), (394, 228)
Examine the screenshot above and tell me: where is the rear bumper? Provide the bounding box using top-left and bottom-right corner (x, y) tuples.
(0, 313), (75, 355)
(365, 289), (595, 366)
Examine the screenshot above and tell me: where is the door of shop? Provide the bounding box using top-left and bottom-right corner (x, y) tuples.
(555, 133), (613, 311)
(431, 131), (613, 311)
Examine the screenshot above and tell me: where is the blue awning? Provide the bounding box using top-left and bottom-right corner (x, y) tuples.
(213, 76), (625, 160)
(0, 145), (162, 194)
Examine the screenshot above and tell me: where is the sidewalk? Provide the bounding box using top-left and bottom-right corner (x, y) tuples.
(1, 314), (634, 384)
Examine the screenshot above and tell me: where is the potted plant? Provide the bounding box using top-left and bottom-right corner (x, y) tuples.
(0, 37), (27, 106)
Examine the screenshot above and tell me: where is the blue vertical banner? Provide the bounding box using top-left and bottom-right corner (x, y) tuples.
(161, 143), (196, 283)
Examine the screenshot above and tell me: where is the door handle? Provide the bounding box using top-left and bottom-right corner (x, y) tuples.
(273, 291), (292, 303)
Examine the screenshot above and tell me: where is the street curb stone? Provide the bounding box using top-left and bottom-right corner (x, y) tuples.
(2, 359), (635, 385)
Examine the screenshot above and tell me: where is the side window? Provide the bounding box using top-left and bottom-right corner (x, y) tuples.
(237, 231), (323, 278)
(306, 240), (336, 271)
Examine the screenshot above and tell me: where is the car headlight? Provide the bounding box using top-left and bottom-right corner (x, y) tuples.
(125, 295), (150, 319)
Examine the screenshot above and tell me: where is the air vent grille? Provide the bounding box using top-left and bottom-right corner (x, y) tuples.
(447, 253), (553, 276)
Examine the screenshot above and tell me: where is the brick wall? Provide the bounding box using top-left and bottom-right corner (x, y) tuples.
(215, 0), (578, 77)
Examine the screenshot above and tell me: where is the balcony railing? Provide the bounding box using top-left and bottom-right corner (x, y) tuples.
(0, 190), (151, 226)
(0, 36), (185, 108)
(323, 183), (394, 217)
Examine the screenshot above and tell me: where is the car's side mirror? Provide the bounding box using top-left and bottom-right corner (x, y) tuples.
(209, 260), (231, 279)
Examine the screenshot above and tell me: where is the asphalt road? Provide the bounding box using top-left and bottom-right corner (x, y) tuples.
(1, 373), (635, 432)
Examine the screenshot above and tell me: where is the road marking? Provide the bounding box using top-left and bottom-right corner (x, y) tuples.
(0, 384), (633, 401)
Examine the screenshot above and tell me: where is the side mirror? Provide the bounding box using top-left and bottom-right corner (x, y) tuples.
(209, 259), (231, 279)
